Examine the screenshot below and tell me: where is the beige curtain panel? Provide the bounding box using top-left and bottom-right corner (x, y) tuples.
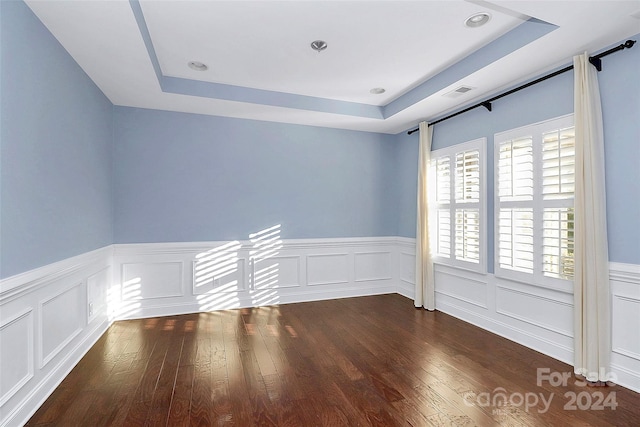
(573, 52), (612, 383)
(415, 122), (435, 310)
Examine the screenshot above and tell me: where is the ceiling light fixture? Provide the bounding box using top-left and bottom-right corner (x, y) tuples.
(465, 12), (491, 28)
(310, 40), (327, 52)
(370, 88), (386, 95)
(188, 61), (208, 71)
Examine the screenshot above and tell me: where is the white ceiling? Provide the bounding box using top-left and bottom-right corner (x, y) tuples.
(25, 0), (640, 134)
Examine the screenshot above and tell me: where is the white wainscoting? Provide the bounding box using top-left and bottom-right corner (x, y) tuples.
(1, 238), (638, 427)
(396, 238), (640, 393)
(111, 237), (399, 320)
(397, 238), (416, 299)
(0, 247), (112, 427)
(609, 262), (640, 392)
(0, 237), (397, 427)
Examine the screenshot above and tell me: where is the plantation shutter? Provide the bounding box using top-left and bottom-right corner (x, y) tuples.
(431, 157), (451, 258)
(542, 127), (575, 279)
(428, 138), (485, 273)
(497, 138), (534, 273)
(495, 115), (575, 284)
(454, 150), (480, 263)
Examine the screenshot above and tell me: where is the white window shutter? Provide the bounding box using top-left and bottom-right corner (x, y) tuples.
(542, 207), (575, 279)
(542, 128), (575, 200)
(498, 137), (533, 202)
(455, 150), (480, 203)
(498, 208), (534, 273)
(455, 209), (480, 263)
(428, 139), (485, 272)
(436, 209), (451, 257)
(495, 115), (575, 285)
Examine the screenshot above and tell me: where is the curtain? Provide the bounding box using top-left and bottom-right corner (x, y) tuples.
(573, 52), (611, 383)
(415, 122), (435, 310)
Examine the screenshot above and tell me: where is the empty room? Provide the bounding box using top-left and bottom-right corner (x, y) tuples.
(1, 0), (639, 426)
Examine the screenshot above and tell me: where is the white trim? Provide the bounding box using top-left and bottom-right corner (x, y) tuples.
(612, 346), (640, 361)
(0, 246), (113, 303)
(0, 309), (34, 407)
(120, 261), (185, 300)
(396, 281), (415, 300)
(609, 262), (640, 285)
(610, 362), (640, 393)
(0, 247), (112, 427)
(435, 269), (488, 309)
(495, 285), (573, 338)
(354, 251), (394, 282)
(254, 255), (301, 289)
(396, 237), (416, 252)
(113, 236), (400, 255)
(436, 299), (574, 364)
(306, 253), (350, 286)
(87, 267), (111, 324)
(38, 282), (85, 369)
(114, 284), (395, 321)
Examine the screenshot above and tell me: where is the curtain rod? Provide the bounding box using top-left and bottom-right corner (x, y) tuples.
(406, 39), (636, 135)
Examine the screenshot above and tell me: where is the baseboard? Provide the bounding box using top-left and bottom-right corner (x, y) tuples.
(610, 362), (640, 393)
(396, 280), (415, 300)
(116, 283), (396, 320)
(436, 299), (573, 364)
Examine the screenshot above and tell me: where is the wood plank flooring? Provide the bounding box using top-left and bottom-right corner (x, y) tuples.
(26, 294), (640, 426)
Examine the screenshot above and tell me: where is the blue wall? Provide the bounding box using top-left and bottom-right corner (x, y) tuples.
(113, 107), (398, 243)
(598, 39), (640, 265)
(394, 35), (640, 266)
(0, 1), (114, 278)
(2, 0), (637, 279)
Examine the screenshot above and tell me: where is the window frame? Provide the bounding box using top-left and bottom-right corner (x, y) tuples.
(429, 137), (487, 274)
(493, 114), (575, 292)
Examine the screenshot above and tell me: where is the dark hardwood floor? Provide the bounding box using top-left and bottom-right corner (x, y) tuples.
(26, 294), (639, 426)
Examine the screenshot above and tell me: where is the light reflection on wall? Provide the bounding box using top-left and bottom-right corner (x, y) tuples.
(194, 241), (242, 288)
(112, 224), (288, 319)
(114, 277), (142, 319)
(250, 224), (283, 307)
(197, 289), (242, 312)
(195, 241), (242, 312)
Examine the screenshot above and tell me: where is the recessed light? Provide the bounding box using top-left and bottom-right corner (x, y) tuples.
(465, 12), (491, 28)
(310, 40), (327, 52)
(188, 61), (208, 71)
(370, 88), (386, 95)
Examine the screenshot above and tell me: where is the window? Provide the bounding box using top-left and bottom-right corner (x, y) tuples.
(495, 114), (574, 287)
(429, 138), (486, 272)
